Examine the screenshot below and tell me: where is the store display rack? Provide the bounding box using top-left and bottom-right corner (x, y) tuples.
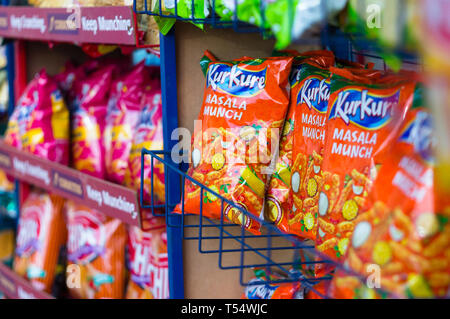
(136, 0), (423, 299)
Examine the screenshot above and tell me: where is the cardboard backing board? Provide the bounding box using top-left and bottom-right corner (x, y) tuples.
(175, 22), (320, 298)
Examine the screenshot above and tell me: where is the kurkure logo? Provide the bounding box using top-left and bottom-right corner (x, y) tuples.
(68, 211), (106, 264)
(399, 110), (436, 163)
(329, 89), (400, 129)
(297, 76), (330, 113)
(207, 63), (267, 97)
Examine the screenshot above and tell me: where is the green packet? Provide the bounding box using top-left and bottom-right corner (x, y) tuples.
(346, 0), (419, 51)
(265, 0), (347, 50)
(152, 0), (211, 35)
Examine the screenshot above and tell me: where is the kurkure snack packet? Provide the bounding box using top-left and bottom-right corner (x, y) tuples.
(242, 268), (304, 299)
(105, 62), (150, 185)
(66, 201), (127, 299)
(72, 64), (116, 178)
(5, 70), (70, 164)
(173, 52), (293, 234)
(265, 50), (335, 233)
(315, 68), (418, 275)
(125, 82), (164, 205)
(126, 218), (169, 299)
(329, 90), (450, 299)
(13, 189), (67, 293)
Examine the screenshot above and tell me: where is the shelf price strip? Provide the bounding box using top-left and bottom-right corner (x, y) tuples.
(0, 5), (136, 45)
(0, 141), (140, 227)
(0, 263), (54, 299)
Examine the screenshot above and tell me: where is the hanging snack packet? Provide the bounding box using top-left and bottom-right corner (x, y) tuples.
(66, 201), (127, 299)
(315, 69), (418, 273)
(329, 92), (450, 299)
(105, 62), (149, 185)
(288, 62), (334, 240)
(72, 65), (115, 178)
(13, 190), (66, 293)
(126, 218), (169, 299)
(173, 52), (293, 234)
(5, 70), (70, 164)
(125, 82), (164, 204)
(214, 0), (263, 28)
(243, 268), (304, 299)
(265, 50), (335, 233)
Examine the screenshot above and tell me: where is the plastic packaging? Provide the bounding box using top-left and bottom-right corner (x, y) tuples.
(13, 190), (66, 293)
(72, 64), (115, 178)
(5, 70), (70, 164)
(174, 51), (293, 234)
(66, 201), (127, 299)
(265, 50), (335, 234)
(315, 68), (418, 275)
(126, 218), (169, 299)
(330, 90), (450, 298)
(104, 62), (150, 185)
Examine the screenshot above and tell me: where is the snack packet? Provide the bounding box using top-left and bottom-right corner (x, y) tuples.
(66, 201), (127, 299)
(214, 0), (263, 27)
(13, 190), (67, 293)
(126, 218), (169, 299)
(5, 70), (70, 164)
(329, 90), (450, 299)
(72, 65), (115, 178)
(243, 268), (304, 299)
(104, 62), (150, 185)
(264, 0), (347, 50)
(54, 61), (85, 104)
(125, 82), (164, 204)
(265, 50), (335, 234)
(173, 52), (293, 234)
(315, 68), (418, 274)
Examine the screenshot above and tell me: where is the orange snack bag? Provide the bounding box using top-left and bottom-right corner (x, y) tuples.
(264, 50), (335, 233)
(329, 90), (450, 299)
(66, 201), (126, 299)
(126, 218), (169, 299)
(287, 59), (337, 239)
(13, 190), (66, 293)
(173, 52), (293, 234)
(315, 68), (417, 274)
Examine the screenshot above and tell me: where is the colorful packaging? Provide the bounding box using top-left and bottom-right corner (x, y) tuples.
(126, 218), (169, 299)
(265, 50), (335, 234)
(125, 82), (165, 204)
(66, 201), (127, 299)
(315, 68), (418, 274)
(54, 61), (85, 104)
(329, 93), (450, 299)
(5, 70), (70, 164)
(173, 52), (293, 234)
(72, 65), (115, 178)
(104, 62), (150, 185)
(151, 0), (208, 34)
(13, 190), (66, 293)
(214, 0), (262, 28)
(264, 0), (347, 50)
(243, 268), (304, 299)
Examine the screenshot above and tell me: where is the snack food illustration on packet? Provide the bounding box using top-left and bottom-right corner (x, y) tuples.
(66, 201), (126, 299)
(315, 68), (418, 274)
(329, 88), (450, 299)
(173, 51), (293, 234)
(264, 49), (335, 234)
(14, 190), (66, 294)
